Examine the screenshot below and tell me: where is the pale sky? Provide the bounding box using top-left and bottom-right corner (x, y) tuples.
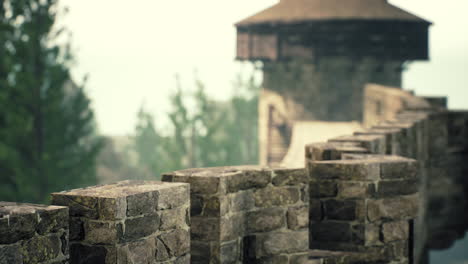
(59, 0), (468, 136)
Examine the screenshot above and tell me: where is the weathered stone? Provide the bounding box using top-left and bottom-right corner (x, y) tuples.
(118, 238), (155, 263)
(52, 194), (99, 219)
(202, 196), (222, 217)
(272, 168), (307, 186)
(257, 231), (308, 256)
(246, 208), (286, 233)
(373, 179), (419, 198)
(83, 220), (122, 244)
(191, 241), (212, 264)
(69, 217), (84, 241)
(21, 234), (61, 263)
(225, 169), (271, 193)
(174, 253), (190, 264)
(254, 186), (300, 207)
(190, 195), (203, 216)
(367, 194), (419, 222)
(0, 214), (36, 244)
(255, 255), (289, 264)
(123, 214), (160, 241)
(387, 240), (409, 259)
(191, 217), (219, 241)
(36, 207), (69, 235)
(220, 240), (239, 263)
(350, 224), (380, 246)
(310, 199), (323, 221)
(70, 243), (109, 264)
(97, 197), (126, 220)
(160, 207), (188, 231)
(311, 221), (351, 243)
(0, 202), (68, 245)
(158, 184), (189, 210)
(309, 160), (380, 181)
(380, 159), (418, 179)
(159, 229), (190, 257)
(155, 237), (171, 261)
(328, 134), (386, 154)
(310, 180), (338, 198)
(126, 192), (157, 216)
(382, 221), (409, 242)
(221, 213), (245, 241)
(338, 181), (372, 199)
(287, 206), (309, 230)
(0, 244), (22, 264)
(324, 199), (365, 221)
(229, 191), (255, 213)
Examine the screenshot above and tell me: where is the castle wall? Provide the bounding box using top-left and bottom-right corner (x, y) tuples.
(0, 202), (69, 264)
(1, 85), (467, 264)
(162, 166), (309, 263)
(51, 180), (190, 264)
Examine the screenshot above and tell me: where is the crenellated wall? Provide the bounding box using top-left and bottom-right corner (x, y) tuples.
(1, 84), (467, 264)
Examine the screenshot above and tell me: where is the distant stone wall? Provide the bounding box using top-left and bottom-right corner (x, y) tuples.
(162, 166), (309, 263)
(1, 84), (467, 264)
(304, 84), (468, 264)
(0, 202), (69, 264)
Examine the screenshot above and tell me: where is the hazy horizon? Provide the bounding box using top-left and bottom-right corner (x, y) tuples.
(60, 0), (468, 136)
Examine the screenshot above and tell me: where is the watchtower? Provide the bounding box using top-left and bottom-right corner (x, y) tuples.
(236, 0), (431, 165)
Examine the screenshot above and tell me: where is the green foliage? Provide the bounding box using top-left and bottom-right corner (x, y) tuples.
(0, 0), (102, 203)
(132, 74), (260, 179)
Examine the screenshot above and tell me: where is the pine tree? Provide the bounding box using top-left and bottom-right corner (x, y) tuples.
(0, 0), (102, 203)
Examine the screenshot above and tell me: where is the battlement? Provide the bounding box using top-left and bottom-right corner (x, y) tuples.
(1, 84), (467, 263)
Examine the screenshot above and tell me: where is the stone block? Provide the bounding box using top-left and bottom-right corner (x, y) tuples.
(337, 181), (373, 199)
(246, 208), (286, 233)
(21, 234), (62, 263)
(287, 206), (309, 230)
(220, 213), (245, 242)
(272, 168), (308, 186)
(309, 160), (380, 181)
(310, 199), (323, 221)
(328, 134), (386, 154)
(0, 202), (69, 263)
(191, 216), (220, 242)
(220, 240), (239, 263)
(224, 168), (271, 193)
(323, 199), (365, 221)
(158, 229), (190, 258)
(311, 221), (352, 243)
(372, 179), (419, 198)
(165, 166), (308, 263)
(306, 142), (368, 162)
(367, 194), (419, 222)
(229, 190), (255, 213)
(160, 207), (189, 231)
(52, 181), (189, 264)
(254, 186), (300, 207)
(310, 180), (338, 198)
(254, 231), (309, 257)
(382, 221), (409, 242)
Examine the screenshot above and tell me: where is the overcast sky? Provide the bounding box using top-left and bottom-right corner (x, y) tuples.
(59, 0), (468, 136)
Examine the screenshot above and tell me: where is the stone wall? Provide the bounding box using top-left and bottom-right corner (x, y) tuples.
(0, 202), (69, 264)
(162, 166), (309, 263)
(51, 180), (190, 264)
(1, 85), (467, 264)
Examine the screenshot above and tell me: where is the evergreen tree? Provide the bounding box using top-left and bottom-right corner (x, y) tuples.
(0, 0), (102, 203)
(131, 73), (260, 178)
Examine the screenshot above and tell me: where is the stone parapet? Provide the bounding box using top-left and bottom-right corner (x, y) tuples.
(51, 180), (190, 264)
(308, 156), (419, 264)
(0, 202), (69, 264)
(162, 166), (309, 264)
